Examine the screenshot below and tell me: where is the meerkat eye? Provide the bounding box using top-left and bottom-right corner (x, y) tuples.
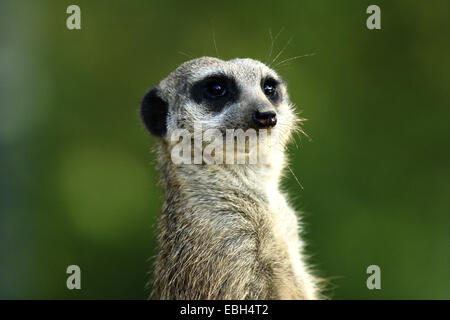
(204, 81), (228, 99)
(262, 78), (278, 98)
(192, 75), (236, 111)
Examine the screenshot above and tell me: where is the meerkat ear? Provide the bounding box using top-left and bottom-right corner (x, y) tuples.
(141, 87), (168, 137)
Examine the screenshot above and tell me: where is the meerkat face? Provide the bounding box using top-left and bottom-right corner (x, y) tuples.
(141, 57), (298, 157)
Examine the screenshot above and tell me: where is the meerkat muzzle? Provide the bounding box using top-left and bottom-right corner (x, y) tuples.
(252, 110), (277, 128)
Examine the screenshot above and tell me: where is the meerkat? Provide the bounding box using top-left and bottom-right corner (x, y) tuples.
(141, 57), (321, 299)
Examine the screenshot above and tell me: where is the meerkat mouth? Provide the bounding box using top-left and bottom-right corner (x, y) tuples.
(167, 125), (278, 165)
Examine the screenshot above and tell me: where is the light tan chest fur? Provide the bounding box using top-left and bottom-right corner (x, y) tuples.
(264, 183), (318, 299)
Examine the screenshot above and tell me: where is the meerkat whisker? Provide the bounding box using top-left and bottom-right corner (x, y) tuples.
(270, 36), (293, 67)
(274, 52), (316, 68)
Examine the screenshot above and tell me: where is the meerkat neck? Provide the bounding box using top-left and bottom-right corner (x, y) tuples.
(158, 141), (285, 204)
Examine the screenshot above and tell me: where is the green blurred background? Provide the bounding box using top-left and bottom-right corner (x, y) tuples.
(0, 0), (448, 299)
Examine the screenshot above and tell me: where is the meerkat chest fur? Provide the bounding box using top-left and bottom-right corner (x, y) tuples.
(141, 57), (320, 299)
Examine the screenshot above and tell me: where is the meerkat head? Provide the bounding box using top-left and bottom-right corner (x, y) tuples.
(141, 57), (298, 164)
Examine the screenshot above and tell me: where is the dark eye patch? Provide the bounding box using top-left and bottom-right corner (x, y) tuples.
(261, 77), (282, 104)
(191, 74), (237, 112)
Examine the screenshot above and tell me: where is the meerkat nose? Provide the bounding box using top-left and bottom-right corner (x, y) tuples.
(252, 110), (277, 128)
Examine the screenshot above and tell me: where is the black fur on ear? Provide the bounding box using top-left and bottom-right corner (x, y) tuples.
(141, 87), (168, 137)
